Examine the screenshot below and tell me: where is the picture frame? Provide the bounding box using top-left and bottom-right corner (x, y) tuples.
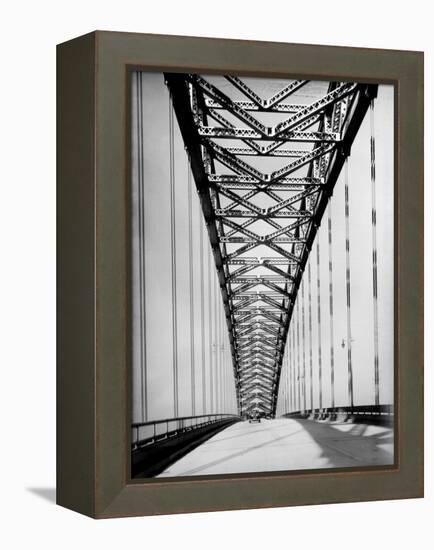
(57, 30), (423, 518)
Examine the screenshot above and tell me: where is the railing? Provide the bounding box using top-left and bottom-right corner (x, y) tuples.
(283, 404), (393, 423)
(132, 414), (240, 450)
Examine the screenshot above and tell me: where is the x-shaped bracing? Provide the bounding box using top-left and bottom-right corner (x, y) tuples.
(165, 72), (377, 416)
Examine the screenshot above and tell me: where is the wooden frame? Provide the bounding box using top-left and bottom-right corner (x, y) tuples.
(57, 31), (423, 518)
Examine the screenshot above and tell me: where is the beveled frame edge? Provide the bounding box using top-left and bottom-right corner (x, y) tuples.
(57, 31), (97, 518)
(57, 30), (423, 519)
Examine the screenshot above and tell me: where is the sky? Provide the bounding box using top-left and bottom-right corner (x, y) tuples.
(130, 72), (394, 424)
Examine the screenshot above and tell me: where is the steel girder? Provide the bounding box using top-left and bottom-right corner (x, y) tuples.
(165, 73), (377, 416)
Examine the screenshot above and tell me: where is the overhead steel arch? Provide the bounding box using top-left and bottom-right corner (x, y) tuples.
(165, 72), (377, 417)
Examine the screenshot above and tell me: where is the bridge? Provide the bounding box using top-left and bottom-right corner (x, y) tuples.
(130, 71), (394, 478)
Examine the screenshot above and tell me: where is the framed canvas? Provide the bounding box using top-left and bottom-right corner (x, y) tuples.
(57, 31), (423, 518)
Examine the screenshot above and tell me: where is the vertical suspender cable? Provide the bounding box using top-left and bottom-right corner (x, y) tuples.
(228, 344), (230, 412)
(222, 309), (225, 411)
(199, 210), (206, 414)
(370, 101), (380, 406)
(218, 282), (222, 411)
(294, 323), (297, 410)
(286, 331), (289, 409)
(216, 275), (222, 412)
(222, 344), (228, 413)
(216, 300), (220, 412)
(227, 338), (230, 412)
(296, 299), (301, 411)
(214, 270), (218, 411)
(328, 201), (336, 409)
(214, 273), (218, 412)
(284, 350), (287, 413)
(169, 100), (179, 417)
(344, 159), (354, 408)
(220, 307), (224, 411)
(301, 279), (306, 412)
(136, 73), (148, 422)
(294, 302), (298, 411)
(285, 353), (289, 413)
(308, 262), (313, 412)
(222, 312), (225, 412)
(292, 323), (296, 410)
(288, 352), (291, 413)
(288, 326), (291, 410)
(289, 330), (292, 411)
(208, 247), (214, 412)
(212, 270), (218, 412)
(316, 241), (323, 411)
(222, 338), (225, 413)
(288, 333), (293, 412)
(281, 356), (284, 415)
(187, 167), (196, 415)
(287, 353), (290, 413)
(281, 367), (284, 416)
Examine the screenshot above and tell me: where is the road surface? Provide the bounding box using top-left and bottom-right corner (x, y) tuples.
(157, 417), (394, 477)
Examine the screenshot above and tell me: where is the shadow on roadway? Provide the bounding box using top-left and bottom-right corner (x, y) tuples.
(290, 418), (394, 466)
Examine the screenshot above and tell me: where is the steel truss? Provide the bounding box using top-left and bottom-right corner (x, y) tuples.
(165, 73), (377, 416)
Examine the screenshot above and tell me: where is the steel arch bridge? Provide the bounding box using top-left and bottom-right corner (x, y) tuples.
(165, 73), (377, 418)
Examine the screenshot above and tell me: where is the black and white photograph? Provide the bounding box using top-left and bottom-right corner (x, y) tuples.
(130, 71), (394, 479)
(3, 0), (430, 541)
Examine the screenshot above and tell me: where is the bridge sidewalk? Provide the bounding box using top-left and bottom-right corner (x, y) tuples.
(157, 418), (394, 477)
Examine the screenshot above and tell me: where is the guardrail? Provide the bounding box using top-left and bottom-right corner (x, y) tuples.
(283, 404), (393, 424)
(132, 414), (240, 450)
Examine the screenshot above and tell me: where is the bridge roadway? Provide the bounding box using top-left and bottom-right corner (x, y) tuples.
(157, 418), (394, 477)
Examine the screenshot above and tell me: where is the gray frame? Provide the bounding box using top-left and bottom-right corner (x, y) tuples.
(57, 31), (423, 518)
